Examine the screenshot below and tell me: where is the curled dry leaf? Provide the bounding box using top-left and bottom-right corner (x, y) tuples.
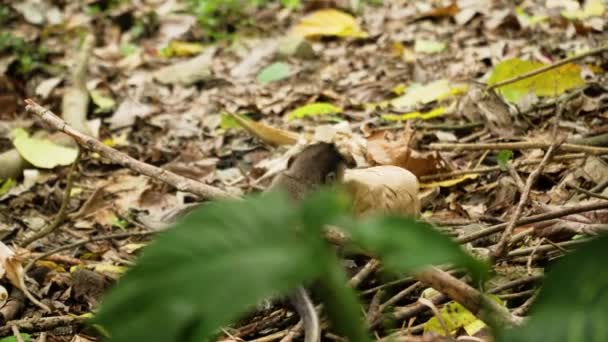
(229, 113), (300, 146)
(0, 241), (24, 290)
(366, 130), (447, 178)
(343, 166), (420, 217)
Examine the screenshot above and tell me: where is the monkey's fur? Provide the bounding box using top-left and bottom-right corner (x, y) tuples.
(268, 142), (346, 342)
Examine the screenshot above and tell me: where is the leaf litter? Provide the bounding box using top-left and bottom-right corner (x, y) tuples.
(0, 0), (607, 340)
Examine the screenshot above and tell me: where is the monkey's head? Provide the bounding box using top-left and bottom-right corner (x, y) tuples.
(285, 142), (347, 186)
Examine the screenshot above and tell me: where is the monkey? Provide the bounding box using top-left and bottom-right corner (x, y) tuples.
(268, 142), (347, 342)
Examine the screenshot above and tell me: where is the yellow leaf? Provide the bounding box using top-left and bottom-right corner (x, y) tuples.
(381, 107), (447, 121)
(290, 9), (368, 39)
(390, 80), (468, 110)
(488, 58), (585, 103)
(562, 0), (604, 19)
(159, 40), (205, 58)
(423, 296), (504, 336)
(229, 113), (299, 146)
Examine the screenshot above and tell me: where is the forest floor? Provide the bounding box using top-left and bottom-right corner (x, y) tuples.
(1, 0), (607, 341)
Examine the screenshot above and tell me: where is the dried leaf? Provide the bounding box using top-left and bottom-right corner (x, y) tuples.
(381, 107), (447, 121)
(229, 113), (299, 146)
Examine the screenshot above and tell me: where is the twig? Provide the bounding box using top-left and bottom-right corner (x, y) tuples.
(493, 143), (559, 258)
(456, 200), (608, 245)
(418, 297), (451, 337)
(378, 282), (421, 313)
(20, 149), (81, 247)
(419, 153), (584, 181)
(414, 268), (523, 328)
(507, 238), (592, 258)
(566, 182), (608, 201)
(24, 99), (236, 201)
(11, 325), (23, 342)
(487, 44), (608, 90)
(0, 316), (87, 337)
(429, 141), (608, 155)
(487, 275), (543, 294)
(512, 291), (539, 316)
(507, 164), (526, 193)
(526, 238), (544, 275)
(348, 259), (380, 288)
(23, 231), (155, 275)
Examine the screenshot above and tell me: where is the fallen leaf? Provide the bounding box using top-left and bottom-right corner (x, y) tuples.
(561, 0), (604, 19)
(257, 62), (292, 84)
(390, 79), (468, 110)
(488, 58), (585, 103)
(159, 40), (205, 58)
(381, 107), (447, 121)
(423, 296), (504, 336)
(229, 113), (300, 146)
(12, 128), (78, 169)
(366, 131), (447, 178)
(153, 47), (216, 85)
(0, 241), (23, 290)
(343, 166), (420, 217)
(287, 102), (343, 121)
(89, 90), (116, 114)
(290, 9), (368, 39)
(414, 39), (447, 54)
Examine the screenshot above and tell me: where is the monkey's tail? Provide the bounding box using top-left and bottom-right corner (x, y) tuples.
(289, 286), (320, 342)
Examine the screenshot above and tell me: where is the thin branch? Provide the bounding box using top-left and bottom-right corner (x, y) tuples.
(23, 231), (155, 275)
(456, 200), (608, 244)
(20, 149), (82, 247)
(419, 153), (584, 181)
(493, 143), (559, 258)
(566, 182), (608, 201)
(0, 316), (87, 337)
(429, 141), (608, 155)
(24, 99), (237, 201)
(487, 44), (608, 90)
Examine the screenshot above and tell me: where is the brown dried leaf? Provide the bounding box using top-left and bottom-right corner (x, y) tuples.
(229, 113), (300, 146)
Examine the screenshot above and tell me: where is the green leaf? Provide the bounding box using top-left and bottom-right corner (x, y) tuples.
(287, 102), (342, 120)
(12, 128), (78, 169)
(90, 90), (116, 114)
(497, 150), (513, 171)
(95, 190), (336, 342)
(345, 216), (488, 283)
(0, 178), (14, 196)
(219, 112), (243, 130)
(488, 58), (585, 104)
(0, 333), (31, 342)
(257, 62), (291, 84)
(497, 235), (608, 342)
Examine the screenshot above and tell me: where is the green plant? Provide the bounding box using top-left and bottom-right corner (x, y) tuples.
(0, 32), (48, 76)
(95, 188), (487, 342)
(188, 0), (300, 40)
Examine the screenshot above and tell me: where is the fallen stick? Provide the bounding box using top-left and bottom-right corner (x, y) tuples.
(429, 141), (608, 155)
(24, 99), (237, 201)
